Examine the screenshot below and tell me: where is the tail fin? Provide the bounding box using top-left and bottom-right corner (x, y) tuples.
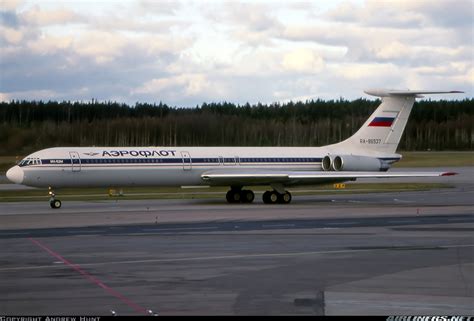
(331, 89), (463, 155)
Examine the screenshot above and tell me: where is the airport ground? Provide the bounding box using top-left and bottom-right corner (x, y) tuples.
(0, 158), (472, 315)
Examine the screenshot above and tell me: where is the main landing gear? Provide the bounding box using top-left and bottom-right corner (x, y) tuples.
(226, 188), (255, 203)
(49, 188), (62, 209)
(225, 187), (292, 204)
(262, 190), (292, 204)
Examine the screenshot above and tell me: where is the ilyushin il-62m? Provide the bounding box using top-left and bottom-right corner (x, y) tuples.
(6, 89), (462, 208)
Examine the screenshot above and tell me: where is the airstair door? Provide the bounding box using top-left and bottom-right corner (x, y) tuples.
(181, 151), (192, 171)
(70, 151), (81, 172)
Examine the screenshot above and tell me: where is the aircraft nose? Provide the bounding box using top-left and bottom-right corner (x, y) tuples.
(6, 165), (24, 184)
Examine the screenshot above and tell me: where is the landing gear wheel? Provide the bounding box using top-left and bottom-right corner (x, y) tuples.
(263, 191), (279, 204)
(226, 189), (241, 203)
(50, 199), (62, 209)
(278, 191), (292, 204)
(262, 191), (271, 204)
(226, 190), (233, 203)
(269, 191), (279, 204)
(241, 190), (255, 203)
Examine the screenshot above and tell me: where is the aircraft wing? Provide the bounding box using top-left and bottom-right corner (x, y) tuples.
(201, 170), (456, 186)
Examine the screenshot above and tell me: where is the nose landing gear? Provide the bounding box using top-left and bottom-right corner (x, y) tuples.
(49, 188), (62, 209)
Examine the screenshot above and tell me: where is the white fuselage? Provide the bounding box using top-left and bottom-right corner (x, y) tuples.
(9, 146), (396, 188)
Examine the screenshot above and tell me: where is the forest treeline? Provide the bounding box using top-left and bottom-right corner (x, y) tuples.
(0, 98), (472, 155)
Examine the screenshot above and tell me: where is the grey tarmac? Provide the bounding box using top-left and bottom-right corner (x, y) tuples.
(0, 167), (473, 315)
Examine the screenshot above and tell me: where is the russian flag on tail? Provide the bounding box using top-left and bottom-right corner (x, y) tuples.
(369, 117), (395, 127)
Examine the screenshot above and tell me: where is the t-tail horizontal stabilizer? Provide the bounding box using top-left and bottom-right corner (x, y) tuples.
(364, 89), (464, 98)
(330, 89), (464, 154)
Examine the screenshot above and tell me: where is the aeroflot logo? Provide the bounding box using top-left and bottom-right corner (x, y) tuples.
(102, 150), (177, 157)
(369, 117), (395, 127)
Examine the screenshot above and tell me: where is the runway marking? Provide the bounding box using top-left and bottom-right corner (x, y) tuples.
(4, 243), (473, 273)
(388, 220), (418, 224)
(67, 230), (105, 234)
(447, 218), (469, 221)
(326, 222), (356, 225)
(0, 232), (29, 236)
(261, 224), (295, 228)
(28, 237), (150, 315)
(142, 226), (218, 232)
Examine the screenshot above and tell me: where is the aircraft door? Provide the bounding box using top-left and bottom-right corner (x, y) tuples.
(69, 151), (81, 172)
(181, 151), (192, 171)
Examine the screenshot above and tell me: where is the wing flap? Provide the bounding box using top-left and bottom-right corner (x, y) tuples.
(289, 171), (455, 179)
(201, 170), (456, 186)
(201, 172), (289, 185)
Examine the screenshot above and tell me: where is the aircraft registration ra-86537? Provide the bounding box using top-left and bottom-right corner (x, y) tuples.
(6, 89), (463, 208)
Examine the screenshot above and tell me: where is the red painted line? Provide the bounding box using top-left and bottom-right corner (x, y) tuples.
(28, 237), (149, 315)
(441, 172), (458, 176)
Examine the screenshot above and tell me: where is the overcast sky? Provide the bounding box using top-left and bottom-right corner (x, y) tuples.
(0, 0), (472, 105)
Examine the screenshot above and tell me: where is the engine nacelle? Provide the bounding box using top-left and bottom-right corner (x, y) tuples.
(322, 155), (334, 171)
(332, 155), (389, 171)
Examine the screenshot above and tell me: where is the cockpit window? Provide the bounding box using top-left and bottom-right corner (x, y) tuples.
(18, 157), (41, 167)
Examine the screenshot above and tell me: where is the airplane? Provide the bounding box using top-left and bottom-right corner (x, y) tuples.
(6, 89), (463, 208)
